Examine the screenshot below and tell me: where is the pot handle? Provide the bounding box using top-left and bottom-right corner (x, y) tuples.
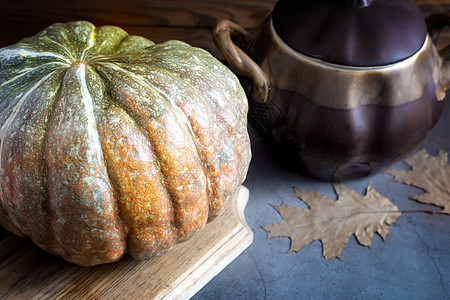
(213, 20), (270, 103)
(427, 12), (450, 90)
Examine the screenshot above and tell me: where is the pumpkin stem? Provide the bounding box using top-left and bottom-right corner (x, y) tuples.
(71, 60), (86, 67)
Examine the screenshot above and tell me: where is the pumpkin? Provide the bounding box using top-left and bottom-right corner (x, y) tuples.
(0, 21), (251, 266)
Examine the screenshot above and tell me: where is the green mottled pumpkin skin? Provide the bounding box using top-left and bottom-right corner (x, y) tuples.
(0, 21), (251, 266)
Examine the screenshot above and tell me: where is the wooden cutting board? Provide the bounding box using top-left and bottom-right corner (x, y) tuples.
(0, 186), (252, 300)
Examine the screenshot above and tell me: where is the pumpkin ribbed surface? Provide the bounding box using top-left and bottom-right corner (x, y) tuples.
(0, 21), (251, 266)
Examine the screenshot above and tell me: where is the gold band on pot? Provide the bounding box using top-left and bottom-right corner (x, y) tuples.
(262, 18), (446, 109)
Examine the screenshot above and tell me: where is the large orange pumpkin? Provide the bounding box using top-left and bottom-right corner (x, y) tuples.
(0, 21), (251, 266)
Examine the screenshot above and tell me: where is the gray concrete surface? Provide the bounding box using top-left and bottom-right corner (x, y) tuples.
(193, 100), (450, 300)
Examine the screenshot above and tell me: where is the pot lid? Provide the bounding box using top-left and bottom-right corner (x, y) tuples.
(271, 0), (428, 67)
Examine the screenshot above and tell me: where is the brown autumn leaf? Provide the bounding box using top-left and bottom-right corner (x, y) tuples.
(262, 183), (401, 260)
(387, 149), (450, 214)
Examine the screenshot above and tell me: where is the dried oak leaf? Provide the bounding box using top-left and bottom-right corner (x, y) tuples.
(387, 149), (450, 214)
(262, 184), (401, 260)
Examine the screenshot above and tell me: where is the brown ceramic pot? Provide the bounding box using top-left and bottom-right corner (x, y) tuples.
(214, 0), (450, 181)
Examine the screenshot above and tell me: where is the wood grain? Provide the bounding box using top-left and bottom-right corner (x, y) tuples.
(0, 186), (253, 300)
(0, 0), (277, 48)
(414, 0), (450, 51)
(0, 0), (448, 53)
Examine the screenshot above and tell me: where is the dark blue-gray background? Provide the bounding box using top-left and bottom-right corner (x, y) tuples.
(194, 99), (450, 300)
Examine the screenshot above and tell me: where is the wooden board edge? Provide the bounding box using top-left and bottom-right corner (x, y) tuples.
(0, 186), (253, 299)
(162, 186), (253, 300)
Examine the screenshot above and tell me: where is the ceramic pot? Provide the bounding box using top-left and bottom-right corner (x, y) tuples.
(214, 0), (450, 181)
